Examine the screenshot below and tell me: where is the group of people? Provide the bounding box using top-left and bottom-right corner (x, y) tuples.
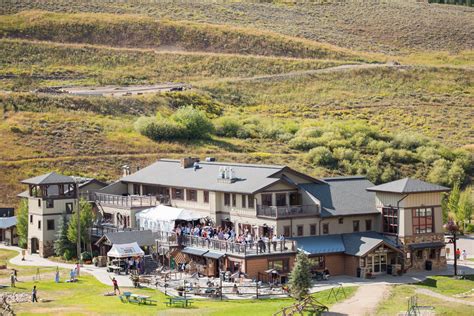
(173, 223), (286, 251)
(125, 257), (145, 275)
(455, 248), (469, 261)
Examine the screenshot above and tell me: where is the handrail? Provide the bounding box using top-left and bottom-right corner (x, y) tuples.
(256, 204), (319, 218)
(94, 192), (169, 208)
(154, 230), (296, 256)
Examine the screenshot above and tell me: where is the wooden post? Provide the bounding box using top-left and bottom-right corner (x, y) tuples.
(256, 281), (259, 299)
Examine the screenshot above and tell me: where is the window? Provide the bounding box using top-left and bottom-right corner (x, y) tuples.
(66, 203), (73, 214)
(47, 219), (55, 231)
(322, 223), (329, 235)
(283, 226), (290, 237)
(338, 217), (343, 224)
(430, 249), (438, 260)
(133, 184), (140, 195)
(261, 194), (272, 206)
(38, 220), (41, 230)
(172, 188), (183, 200)
(30, 215), (33, 224)
(353, 220), (360, 232)
(416, 250), (423, 259)
(186, 189), (197, 202)
(412, 208), (434, 234)
(365, 219), (372, 231)
(310, 224), (317, 235)
(203, 191), (209, 204)
(311, 256), (325, 269)
(289, 192), (301, 206)
(268, 259), (290, 273)
(46, 199), (54, 208)
(297, 225), (303, 236)
(232, 194), (236, 207)
(382, 207), (398, 234)
(224, 193), (231, 206)
(38, 199), (41, 207)
(276, 193), (286, 207)
(241, 195), (246, 208)
(248, 195), (255, 208)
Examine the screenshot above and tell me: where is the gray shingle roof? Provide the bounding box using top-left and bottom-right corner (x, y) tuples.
(120, 159), (294, 194)
(97, 230), (155, 247)
(300, 176), (378, 218)
(366, 178), (450, 194)
(21, 172), (75, 185)
(291, 232), (400, 257)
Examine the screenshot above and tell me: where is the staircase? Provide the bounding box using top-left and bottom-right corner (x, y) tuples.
(143, 255), (159, 274)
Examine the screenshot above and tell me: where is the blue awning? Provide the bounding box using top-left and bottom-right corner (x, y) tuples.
(291, 235), (345, 255)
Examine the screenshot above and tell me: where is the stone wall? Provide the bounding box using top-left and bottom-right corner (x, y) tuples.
(399, 233), (446, 271)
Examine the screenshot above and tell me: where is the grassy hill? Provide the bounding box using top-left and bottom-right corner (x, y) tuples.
(1, 1), (473, 53)
(0, 4), (472, 207)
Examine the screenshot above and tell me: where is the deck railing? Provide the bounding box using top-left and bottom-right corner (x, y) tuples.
(94, 192), (169, 208)
(256, 204), (319, 219)
(154, 230), (296, 256)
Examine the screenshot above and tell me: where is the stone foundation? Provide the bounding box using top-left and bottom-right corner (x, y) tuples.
(399, 233), (447, 271)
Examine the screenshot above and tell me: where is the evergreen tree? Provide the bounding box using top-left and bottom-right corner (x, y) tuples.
(54, 214), (74, 257)
(289, 252), (313, 300)
(16, 199), (28, 249)
(67, 198), (95, 254)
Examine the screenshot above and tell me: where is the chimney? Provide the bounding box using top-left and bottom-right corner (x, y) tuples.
(180, 157), (200, 168)
(121, 165), (130, 177)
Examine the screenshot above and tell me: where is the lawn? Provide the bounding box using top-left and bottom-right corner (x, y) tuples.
(377, 275), (474, 316)
(0, 249), (357, 315)
(0, 249), (62, 281)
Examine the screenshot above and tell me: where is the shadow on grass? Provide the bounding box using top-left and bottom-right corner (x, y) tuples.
(418, 278), (437, 288)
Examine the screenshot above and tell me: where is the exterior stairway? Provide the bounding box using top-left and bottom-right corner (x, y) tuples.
(143, 254), (159, 274)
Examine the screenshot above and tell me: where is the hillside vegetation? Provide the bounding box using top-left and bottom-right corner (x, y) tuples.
(1, 1), (473, 53)
(0, 11), (365, 61)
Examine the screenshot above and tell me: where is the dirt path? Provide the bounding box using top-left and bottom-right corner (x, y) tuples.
(323, 284), (390, 316)
(415, 288), (474, 306)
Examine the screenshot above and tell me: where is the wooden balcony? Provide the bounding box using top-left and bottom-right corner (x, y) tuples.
(154, 230), (297, 257)
(94, 192), (169, 209)
(256, 205), (319, 219)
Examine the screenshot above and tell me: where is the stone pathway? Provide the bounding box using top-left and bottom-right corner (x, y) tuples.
(0, 245), (133, 287)
(323, 284), (389, 316)
(415, 288), (474, 306)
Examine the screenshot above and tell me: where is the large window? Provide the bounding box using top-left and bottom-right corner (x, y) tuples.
(224, 193), (231, 206)
(276, 193), (286, 207)
(412, 208), (434, 234)
(261, 194), (272, 206)
(232, 194), (237, 207)
(46, 199), (54, 208)
(172, 188), (183, 200)
(241, 195), (246, 208)
(248, 195), (255, 208)
(203, 191), (209, 204)
(268, 259), (290, 273)
(322, 223), (329, 235)
(382, 207), (398, 234)
(310, 224), (317, 235)
(297, 225), (303, 236)
(47, 219), (55, 231)
(365, 219), (372, 231)
(186, 189), (197, 202)
(283, 226), (290, 237)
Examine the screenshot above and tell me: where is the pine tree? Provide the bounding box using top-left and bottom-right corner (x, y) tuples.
(54, 214), (74, 257)
(289, 252), (313, 300)
(16, 199), (29, 249)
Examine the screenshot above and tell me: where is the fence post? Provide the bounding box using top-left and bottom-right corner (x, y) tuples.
(220, 278), (223, 301)
(256, 281), (259, 299)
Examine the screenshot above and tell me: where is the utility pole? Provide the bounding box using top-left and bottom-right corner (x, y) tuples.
(75, 180), (81, 263)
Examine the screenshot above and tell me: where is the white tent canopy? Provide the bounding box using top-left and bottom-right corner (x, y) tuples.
(107, 242), (144, 258)
(136, 205), (203, 232)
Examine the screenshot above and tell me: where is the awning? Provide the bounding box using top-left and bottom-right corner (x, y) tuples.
(0, 216), (16, 229)
(409, 242), (445, 250)
(203, 251), (225, 260)
(265, 269), (280, 275)
(181, 247), (208, 256)
(107, 242), (145, 258)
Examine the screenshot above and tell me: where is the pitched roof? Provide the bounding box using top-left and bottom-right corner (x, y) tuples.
(291, 231), (401, 257)
(120, 159), (315, 194)
(299, 176), (378, 218)
(366, 178), (450, 194)
(96, 230), (155, 247)
(21, 172), (75, 185)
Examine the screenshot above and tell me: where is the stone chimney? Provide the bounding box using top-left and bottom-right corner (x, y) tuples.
(180, 157), (200, 168)
(121, 165), (130, 177)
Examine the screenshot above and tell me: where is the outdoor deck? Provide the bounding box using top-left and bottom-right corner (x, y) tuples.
(154, 231), (297, 257)
(94, 192), (169, 209)
(256, 204), (320, 219)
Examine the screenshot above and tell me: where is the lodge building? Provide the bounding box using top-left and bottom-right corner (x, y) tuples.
(19, 158), (449, 280)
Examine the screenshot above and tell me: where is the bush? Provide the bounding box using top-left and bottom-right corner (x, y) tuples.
(465, 224), (474, 233)
(63, 249), (74, 261)
(214, 117), (243, 138)
(289, 137), (320, 151)
(172, 106), (214, 139)
(81, 251), (92, 261)
(307, 146), (335, 167)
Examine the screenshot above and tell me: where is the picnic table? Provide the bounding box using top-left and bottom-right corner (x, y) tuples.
(120, 292), (157, 305)
(108, 265), (123, 275)
(165, 296), (193, 308)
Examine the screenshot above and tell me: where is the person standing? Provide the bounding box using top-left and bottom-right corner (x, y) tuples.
(32, 285), (38, 302)
(456, 248), (461, 260)
(462, 250), (468, 261)
(10, 272), (15, 288)
(112, 277), (121, 295)
(55, 267), (60, 283)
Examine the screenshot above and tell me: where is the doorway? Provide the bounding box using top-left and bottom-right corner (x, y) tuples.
(30, 238), (39, 254)
(367, 253), (387, 274)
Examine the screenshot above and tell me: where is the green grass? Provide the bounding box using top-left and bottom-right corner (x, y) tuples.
(0, 249), (357, 315)
(418, 275), (474, 296)
(377, 283), (474, 316)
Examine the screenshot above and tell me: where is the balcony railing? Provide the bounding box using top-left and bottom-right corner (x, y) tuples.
(256, 205), (319, 219)
(94, 192), (169, 208)
(154, 230), (296, 257)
